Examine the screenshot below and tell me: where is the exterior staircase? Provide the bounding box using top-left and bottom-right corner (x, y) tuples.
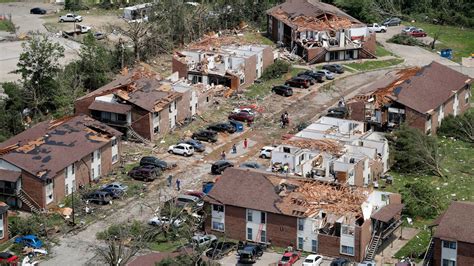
(17, 189), (42, 214)
(126, 125), (152, 145)
(422, 238), (435, 266)
(360, 47), (377, 59)
(308, 48), (327, 65)
(365, 231), (382, 261)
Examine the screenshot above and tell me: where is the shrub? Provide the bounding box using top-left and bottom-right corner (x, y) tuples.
(438, 110), (474, 143)
(400, 180), (443, 219)
(260, 60), (291, 80)
(388, 34), (424, 46)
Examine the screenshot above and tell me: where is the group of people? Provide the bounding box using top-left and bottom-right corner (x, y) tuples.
(221, 138), (248, 160)
(280, 111), (289, 128)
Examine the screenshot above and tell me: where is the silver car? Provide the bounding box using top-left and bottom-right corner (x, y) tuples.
(316, 69), (335, 80)
(59, 13), (83, 22)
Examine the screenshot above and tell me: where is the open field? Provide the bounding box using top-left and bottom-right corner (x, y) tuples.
(343, 58), (404, 71)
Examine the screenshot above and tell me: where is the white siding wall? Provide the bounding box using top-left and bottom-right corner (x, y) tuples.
(169, 101), (178, 129)
(340, 225), (355, 256)
(111, 137), (119, 164)
(441, 241), (457, 264)
(211, 204), (225, 232)
(191, 90), (198, 115)
(297, 217), (320, 252)
(64, 163), (75, 195)
(246, 209), (267, 243)
(91, 149), (101, 180)
(453, 93), (459, 116)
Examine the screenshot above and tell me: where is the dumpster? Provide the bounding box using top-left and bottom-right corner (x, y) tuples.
(440, 49), (453, 59)
(229, 120), (244, 132)
(202, 181), (214, 194)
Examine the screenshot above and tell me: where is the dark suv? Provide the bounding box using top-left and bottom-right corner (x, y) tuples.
(285, 77), (310, 88)
(323, 64), (345, 74)
(192, 130), (218, 143)
(139, 156), (169, 170)
(83, 191), (112, 205)
(272, 85), (293, 97)
(211, 160), (234, 174)
(128, 165), (161, 181)
(178, 139), (205, 152)
(237, 244), (265, 264)
(326, 106), (348, 118)
(206, 123), (236, 134)
(297, 70), (324, 83)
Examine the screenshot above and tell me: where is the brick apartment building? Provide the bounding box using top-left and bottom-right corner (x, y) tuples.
(204, 168), (403, 262)
(266, 0), (376, 63)
(0, 115), (121, 212)
(348, 61), (472, 134)
(424, 201), (474, 266)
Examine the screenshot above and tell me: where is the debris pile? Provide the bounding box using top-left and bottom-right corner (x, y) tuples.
(283, 137), (343, 155)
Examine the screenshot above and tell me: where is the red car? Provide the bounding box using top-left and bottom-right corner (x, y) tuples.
(278, 251), (300, 266)
(228, 111), (255, 123)
(408, 29), (427, 37)
(0, 252), (19, 264)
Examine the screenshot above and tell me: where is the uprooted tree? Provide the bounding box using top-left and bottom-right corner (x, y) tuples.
(438, 110), (474, 144)
(389, 125), (445, 178)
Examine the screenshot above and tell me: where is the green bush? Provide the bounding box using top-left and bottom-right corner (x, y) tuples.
(438, 109), (474, 143)
(400, 180), (443, 219)
(388, 34), (424, 46)
(261, 60), (291, 81)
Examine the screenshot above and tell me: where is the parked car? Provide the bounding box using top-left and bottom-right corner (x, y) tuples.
(330, 258), (351, 266)
(83, 191), (112, 205)
(285, 77), (310, 88)
(316, 69), (335, 80)
(59, 13), (83, 22)
(382, 17), (401, 26)
(303, 254), (324, 266)
(0, 252), (18, 264)
(367, 23), (387, 33)
(184, 190), (205, 198)
(206, 122), (236, 134)
(14, 235), (43, 248)
(139, 156), (170, 170)
(211, 160), (234, 174)
(228, 111), (255, 123)
(278, 251), (300, 266)
(175, 194), (204, 210)
(408, 29), (427, 37)
(401, 26), (417, 33)
(191, 234), (217, 247)
(322, 64), (344, 74)
(231, 108), (255, 115)
(358, 260), (376, 266)
(168, 143), (194, 157)
(100, 187), (125, 199)
(326, 106), (348, 118)
(240, 161), (261, 169)
(192, 130), (218, 143)
(205, 241), (236, 259)
(260, 146), (275, 159)
(94, 32), (106, 40)
(148, 216), (185, 227)
(178, 139), (205, 152)
(272, 85), (293, 97)
(128, 165), (161, 181)
(298, 70), (324, 83)
(30, 7), (46, 15)
(238, 244), (264, 263)
(101, 182), (128, 192)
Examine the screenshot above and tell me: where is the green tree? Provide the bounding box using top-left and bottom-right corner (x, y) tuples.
(0, 82), (27, 141)
(79, 33), (112, 90)
(15, 34), (65, 117)
(400, 180), (443, 219)
(54, 62), (87, 117)
(438, 110), (474, 143)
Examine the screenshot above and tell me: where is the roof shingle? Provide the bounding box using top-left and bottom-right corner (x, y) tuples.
(433, 201), (474, 243)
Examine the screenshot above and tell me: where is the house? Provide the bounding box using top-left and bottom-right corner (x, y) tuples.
(347, 61), (472, 134)
(270, 116), (388, 186)
(266, 0), (376, 63)
(204, 168), (403, 262)
(0, 202), (8, 243)
(172, 38), (273, 91)
(0, 115), (122, 212)
(75, 67), (216, 141)
(424, 201), (474, 266)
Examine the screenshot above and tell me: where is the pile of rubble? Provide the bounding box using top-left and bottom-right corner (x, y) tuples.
(283, 137), (343, 155)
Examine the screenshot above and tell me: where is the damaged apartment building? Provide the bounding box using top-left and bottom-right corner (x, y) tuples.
(172, 36), (273, 91)
(75, 66), (216, 142)
(266, 0), (376, 63)
(204, 168), (404, 262)
(0, 115), (121, 212)
(347, 61), (472, 134)
(271, 116), (388, 187)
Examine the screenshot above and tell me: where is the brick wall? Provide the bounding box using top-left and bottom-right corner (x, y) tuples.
(197, 91), (213, 115)
(361, 33), (377, 58)
(389, 193), (402, 204)
(242, 55), (257, 89)
(266, 212), (297, 247)
(222, 205), (246, 241)
(307, 47), (326, 63)
(355, 220), (372, 262)
(172, 57), (189, 79)
(75, 155), (91, 188)
(348, 101), (365, 121)
(131, 109), (152, 141)
(457, 241), (474, 266)
(21, 171), (45, 210)
(262, 46), (274, 70)
(52, 170), (66, 207)
(158, 107), (171, 139)
(74, 96), (95, 115)
(270, 15), (278, 42)
(177, 90), (191, 122)
(353, 159), (364, 187)
(370, 160), (384, 181)
(405, 106), (428, 133)
(458, 85), (471, 113)
(433, 237), (442, 266)
(101, 142), (112, 178)
(318, 234), (341, 258)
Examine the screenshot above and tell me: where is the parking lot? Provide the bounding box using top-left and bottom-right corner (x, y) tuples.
(218, 250), (335, 266)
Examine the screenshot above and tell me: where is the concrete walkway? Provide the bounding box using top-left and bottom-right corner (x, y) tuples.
(375, 227), (420, 265)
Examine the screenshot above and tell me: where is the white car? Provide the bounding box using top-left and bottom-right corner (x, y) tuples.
(259, 146), (275, 159)
(401, 26), (417, 33)
(168, 143), (194, 156)
(148, 216), (184, 227)
(59, 13), (83, 22)
(303, 254), (324, 266)
(191, 234), (217, 247)
(316, 69), (335, 80)
(367, 23), (387, 33)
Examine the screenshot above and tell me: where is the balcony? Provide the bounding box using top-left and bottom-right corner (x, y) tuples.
(91, 115), (129, 127)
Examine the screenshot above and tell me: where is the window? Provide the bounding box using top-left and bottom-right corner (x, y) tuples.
(65, 184), (69, 195)
(0, 214), (4, 239)
(213, 204), (224, 212)
(465, 89), (470, 103)
(112, 155), (118, 163)
(443, 240), (456, 249)
(341, 245), (354, 256)
(71, 164), (75, 174)
(169, 104), (172, 112)
(154, 125), (160, 134)
(97, 150), (101, 159)
(283, 147), (291, 153)
(311, 240), (317, 253)
(212, 221), (224, 231)
(442, 259), (456, 266)
(260, 212), (266, 224)
(260, 230), (266, 243)
(297, 237), (303, 250)
(298, 218), (304, 231)
(91, 153), (94, 163)
(247, 210), (253, 222)
(65, 167), (68, 179)
(341, 225), (355, 236)
(111, 138), (117, 146)
(247, 228), (253, 240)
(91, 168), (95, 178)
(174, 101), (177, 109)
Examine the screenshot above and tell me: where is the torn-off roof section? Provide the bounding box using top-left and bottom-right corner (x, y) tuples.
(0, 115), (122, 180)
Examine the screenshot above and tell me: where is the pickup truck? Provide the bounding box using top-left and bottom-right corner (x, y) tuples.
(62, 24), (91, 38)
(368, 23), (387, 33)
(59, 13), (82, 22)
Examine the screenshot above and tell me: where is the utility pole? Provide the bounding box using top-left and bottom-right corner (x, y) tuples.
(71, 187), (76, 225)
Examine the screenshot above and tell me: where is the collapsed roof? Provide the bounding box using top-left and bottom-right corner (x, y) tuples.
(0, 115), (121, 180)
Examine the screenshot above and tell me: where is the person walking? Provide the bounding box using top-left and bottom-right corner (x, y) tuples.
(243, 138), (248, 149)
(167, 175), (172, 187)
(221, 150), (226, 160)
(232, 144), (237, 154)
(176, 179), (181, 191)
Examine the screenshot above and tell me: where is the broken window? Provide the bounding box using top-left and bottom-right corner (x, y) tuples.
(261, 212), (266, 224)
(341, 225), (355, 236)
(213, 204), (224, 212)
(283, 147), (291, 153)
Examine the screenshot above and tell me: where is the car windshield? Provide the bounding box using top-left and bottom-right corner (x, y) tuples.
(305, 259), (314, 263)
(281, 256), (290, 262)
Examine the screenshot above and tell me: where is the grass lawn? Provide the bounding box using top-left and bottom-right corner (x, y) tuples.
(343, 58), (404, 71)
(375, 44), (392, 57)
(409, 22), (474, 62)
(243, 32), (274, 46)
(244, 67), (302, 99)
(395, 229), (431, 261)
(0, 19), (15, 33)
(148, 239), (184, 252)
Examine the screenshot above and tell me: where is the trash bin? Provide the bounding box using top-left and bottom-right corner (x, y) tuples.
(202, 181), (214, 194)
(440, 49), (453, 59)
(229, 120), (244, 132)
